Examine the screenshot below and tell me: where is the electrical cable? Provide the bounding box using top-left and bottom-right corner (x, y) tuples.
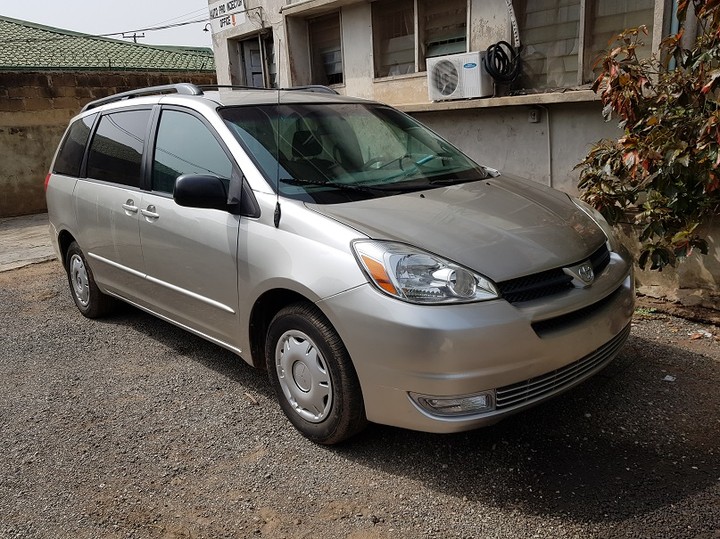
(483, 41), (522, 83)
(0, 18), (209, 44)
(145, 7), (208, 28)
(483, 0), (523, 85)
(99, 18), (209, 38)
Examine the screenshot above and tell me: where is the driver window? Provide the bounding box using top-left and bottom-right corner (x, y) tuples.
(153, 110), (233, 193)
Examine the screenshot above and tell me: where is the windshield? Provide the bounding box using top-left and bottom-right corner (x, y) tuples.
(220, 103), (492, 204)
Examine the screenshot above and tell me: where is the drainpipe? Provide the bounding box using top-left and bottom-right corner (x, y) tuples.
(538, 105), (553, 188)
(669, 1), (680, 71)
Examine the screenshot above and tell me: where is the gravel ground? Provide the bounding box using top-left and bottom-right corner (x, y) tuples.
(1, 261), (719, 539)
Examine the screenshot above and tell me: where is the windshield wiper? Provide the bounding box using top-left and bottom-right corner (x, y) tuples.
(278, 177), (398, 193)
(428, 167), (497, 184)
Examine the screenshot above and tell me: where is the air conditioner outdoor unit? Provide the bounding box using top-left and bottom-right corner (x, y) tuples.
(427, 52), (494, 101)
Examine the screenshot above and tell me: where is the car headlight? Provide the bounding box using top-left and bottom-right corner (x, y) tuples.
(570, 196), (619, 251)
(352, 241), (498, 304)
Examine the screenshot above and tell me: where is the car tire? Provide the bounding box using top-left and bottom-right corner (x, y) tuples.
(65, 241), (115, 318)
(266, 302), (367, 444)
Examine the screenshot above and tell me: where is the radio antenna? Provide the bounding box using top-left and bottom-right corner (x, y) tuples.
(273, 37), (282, 228)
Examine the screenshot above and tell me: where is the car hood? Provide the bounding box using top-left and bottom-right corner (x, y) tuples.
(306, 175), (607, 281)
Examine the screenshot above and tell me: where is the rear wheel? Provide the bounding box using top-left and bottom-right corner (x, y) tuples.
(66, 242), (115, 318)
(266, 303), (367, 444)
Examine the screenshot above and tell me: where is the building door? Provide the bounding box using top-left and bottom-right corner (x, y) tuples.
(242, 38), (265, 87)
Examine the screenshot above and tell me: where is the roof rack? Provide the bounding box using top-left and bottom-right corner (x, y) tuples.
(197, 84), (265, 92)
(285, 85), (339, 95)
(80, 82), (341, 113)
(198, 84), (339, 95)
(81, 83), (203, 112)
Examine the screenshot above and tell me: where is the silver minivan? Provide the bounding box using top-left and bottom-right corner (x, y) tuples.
(45, 84), (634, 444)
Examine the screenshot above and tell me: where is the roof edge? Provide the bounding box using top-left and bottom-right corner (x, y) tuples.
(0, 15), (213, 59)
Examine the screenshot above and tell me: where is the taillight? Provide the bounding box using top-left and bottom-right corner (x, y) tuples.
(44, 173), (51, 192)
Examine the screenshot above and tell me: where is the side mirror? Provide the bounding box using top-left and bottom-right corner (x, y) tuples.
(173, 174), (228, 211)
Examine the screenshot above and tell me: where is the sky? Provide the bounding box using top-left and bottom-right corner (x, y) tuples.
(1, 0), (213, 48)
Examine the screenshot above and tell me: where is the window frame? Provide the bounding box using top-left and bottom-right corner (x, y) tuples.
(372, 0), (469, 79)
(228, 33), (278, 88)
(514, 0), (657, 88)
(84, 107), (154, 189)
(52, 112), (98, 178)
(147, 106), (235, 196)
(308, 11), (344, 86)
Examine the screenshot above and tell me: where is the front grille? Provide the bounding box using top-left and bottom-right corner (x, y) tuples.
(590, 242), (611, 275)
(496, 267), (572, 303)
(496, 243), (611, 304)
(495, 323), (631, 410)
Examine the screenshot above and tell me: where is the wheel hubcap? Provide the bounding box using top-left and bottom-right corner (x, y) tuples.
(69, 254), (90, 308)
(275, 330), (332, 423)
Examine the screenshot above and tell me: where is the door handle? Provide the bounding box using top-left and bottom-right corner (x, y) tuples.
(122, 199), (138, 213)
(141, 205), (160, 220)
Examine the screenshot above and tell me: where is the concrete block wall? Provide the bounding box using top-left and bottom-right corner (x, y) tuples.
(409, 101), (622, 196)
(0, 71), (217, 218)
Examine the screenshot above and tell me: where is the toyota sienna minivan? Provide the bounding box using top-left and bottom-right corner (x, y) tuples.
(45, 83), (634, 444)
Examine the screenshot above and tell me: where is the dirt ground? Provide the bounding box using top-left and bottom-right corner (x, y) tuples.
(1, 261), (718, 539)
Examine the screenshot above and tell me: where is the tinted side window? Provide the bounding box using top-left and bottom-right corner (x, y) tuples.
(152, 110), (233, 193)
(53, 113), (97, 176)
(86, 110), (151, 187)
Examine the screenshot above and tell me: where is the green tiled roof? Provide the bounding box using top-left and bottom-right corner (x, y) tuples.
(0, 16), (215, 71)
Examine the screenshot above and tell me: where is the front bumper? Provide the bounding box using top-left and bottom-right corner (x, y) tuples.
(318, 260), (634, 433)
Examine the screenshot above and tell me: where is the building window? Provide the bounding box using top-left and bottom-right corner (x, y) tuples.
(309, 13), (343, 85)
(515, 0), (581, 88)
(515, 0), (654, 89)
(373, 0), (467, 78)
(585, 0), (655, 82)
(420, 0), (467, 62)
(373, 0), (415, 78)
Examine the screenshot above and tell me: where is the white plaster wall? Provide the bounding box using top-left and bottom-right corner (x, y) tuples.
(410, 102), (622, 195)
(547, 103), (623, 193)
(469, 0), (512, 51)
(211, 31), (232, 85)
(285, 16), (311, 86)
(338, 3), (374, 99)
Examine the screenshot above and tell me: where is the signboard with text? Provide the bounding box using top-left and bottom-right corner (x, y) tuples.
(208, 0), (246, 34)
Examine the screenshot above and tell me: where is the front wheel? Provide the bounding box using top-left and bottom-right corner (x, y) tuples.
(266, 303), (367, 444)
(65, 242), (115, 318)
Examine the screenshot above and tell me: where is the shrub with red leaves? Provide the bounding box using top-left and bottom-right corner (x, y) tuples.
(578, 0), (720, 269)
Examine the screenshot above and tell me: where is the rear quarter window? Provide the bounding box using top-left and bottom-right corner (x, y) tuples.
(52, 113), (97, 177)
(86, 109), (152, 187)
